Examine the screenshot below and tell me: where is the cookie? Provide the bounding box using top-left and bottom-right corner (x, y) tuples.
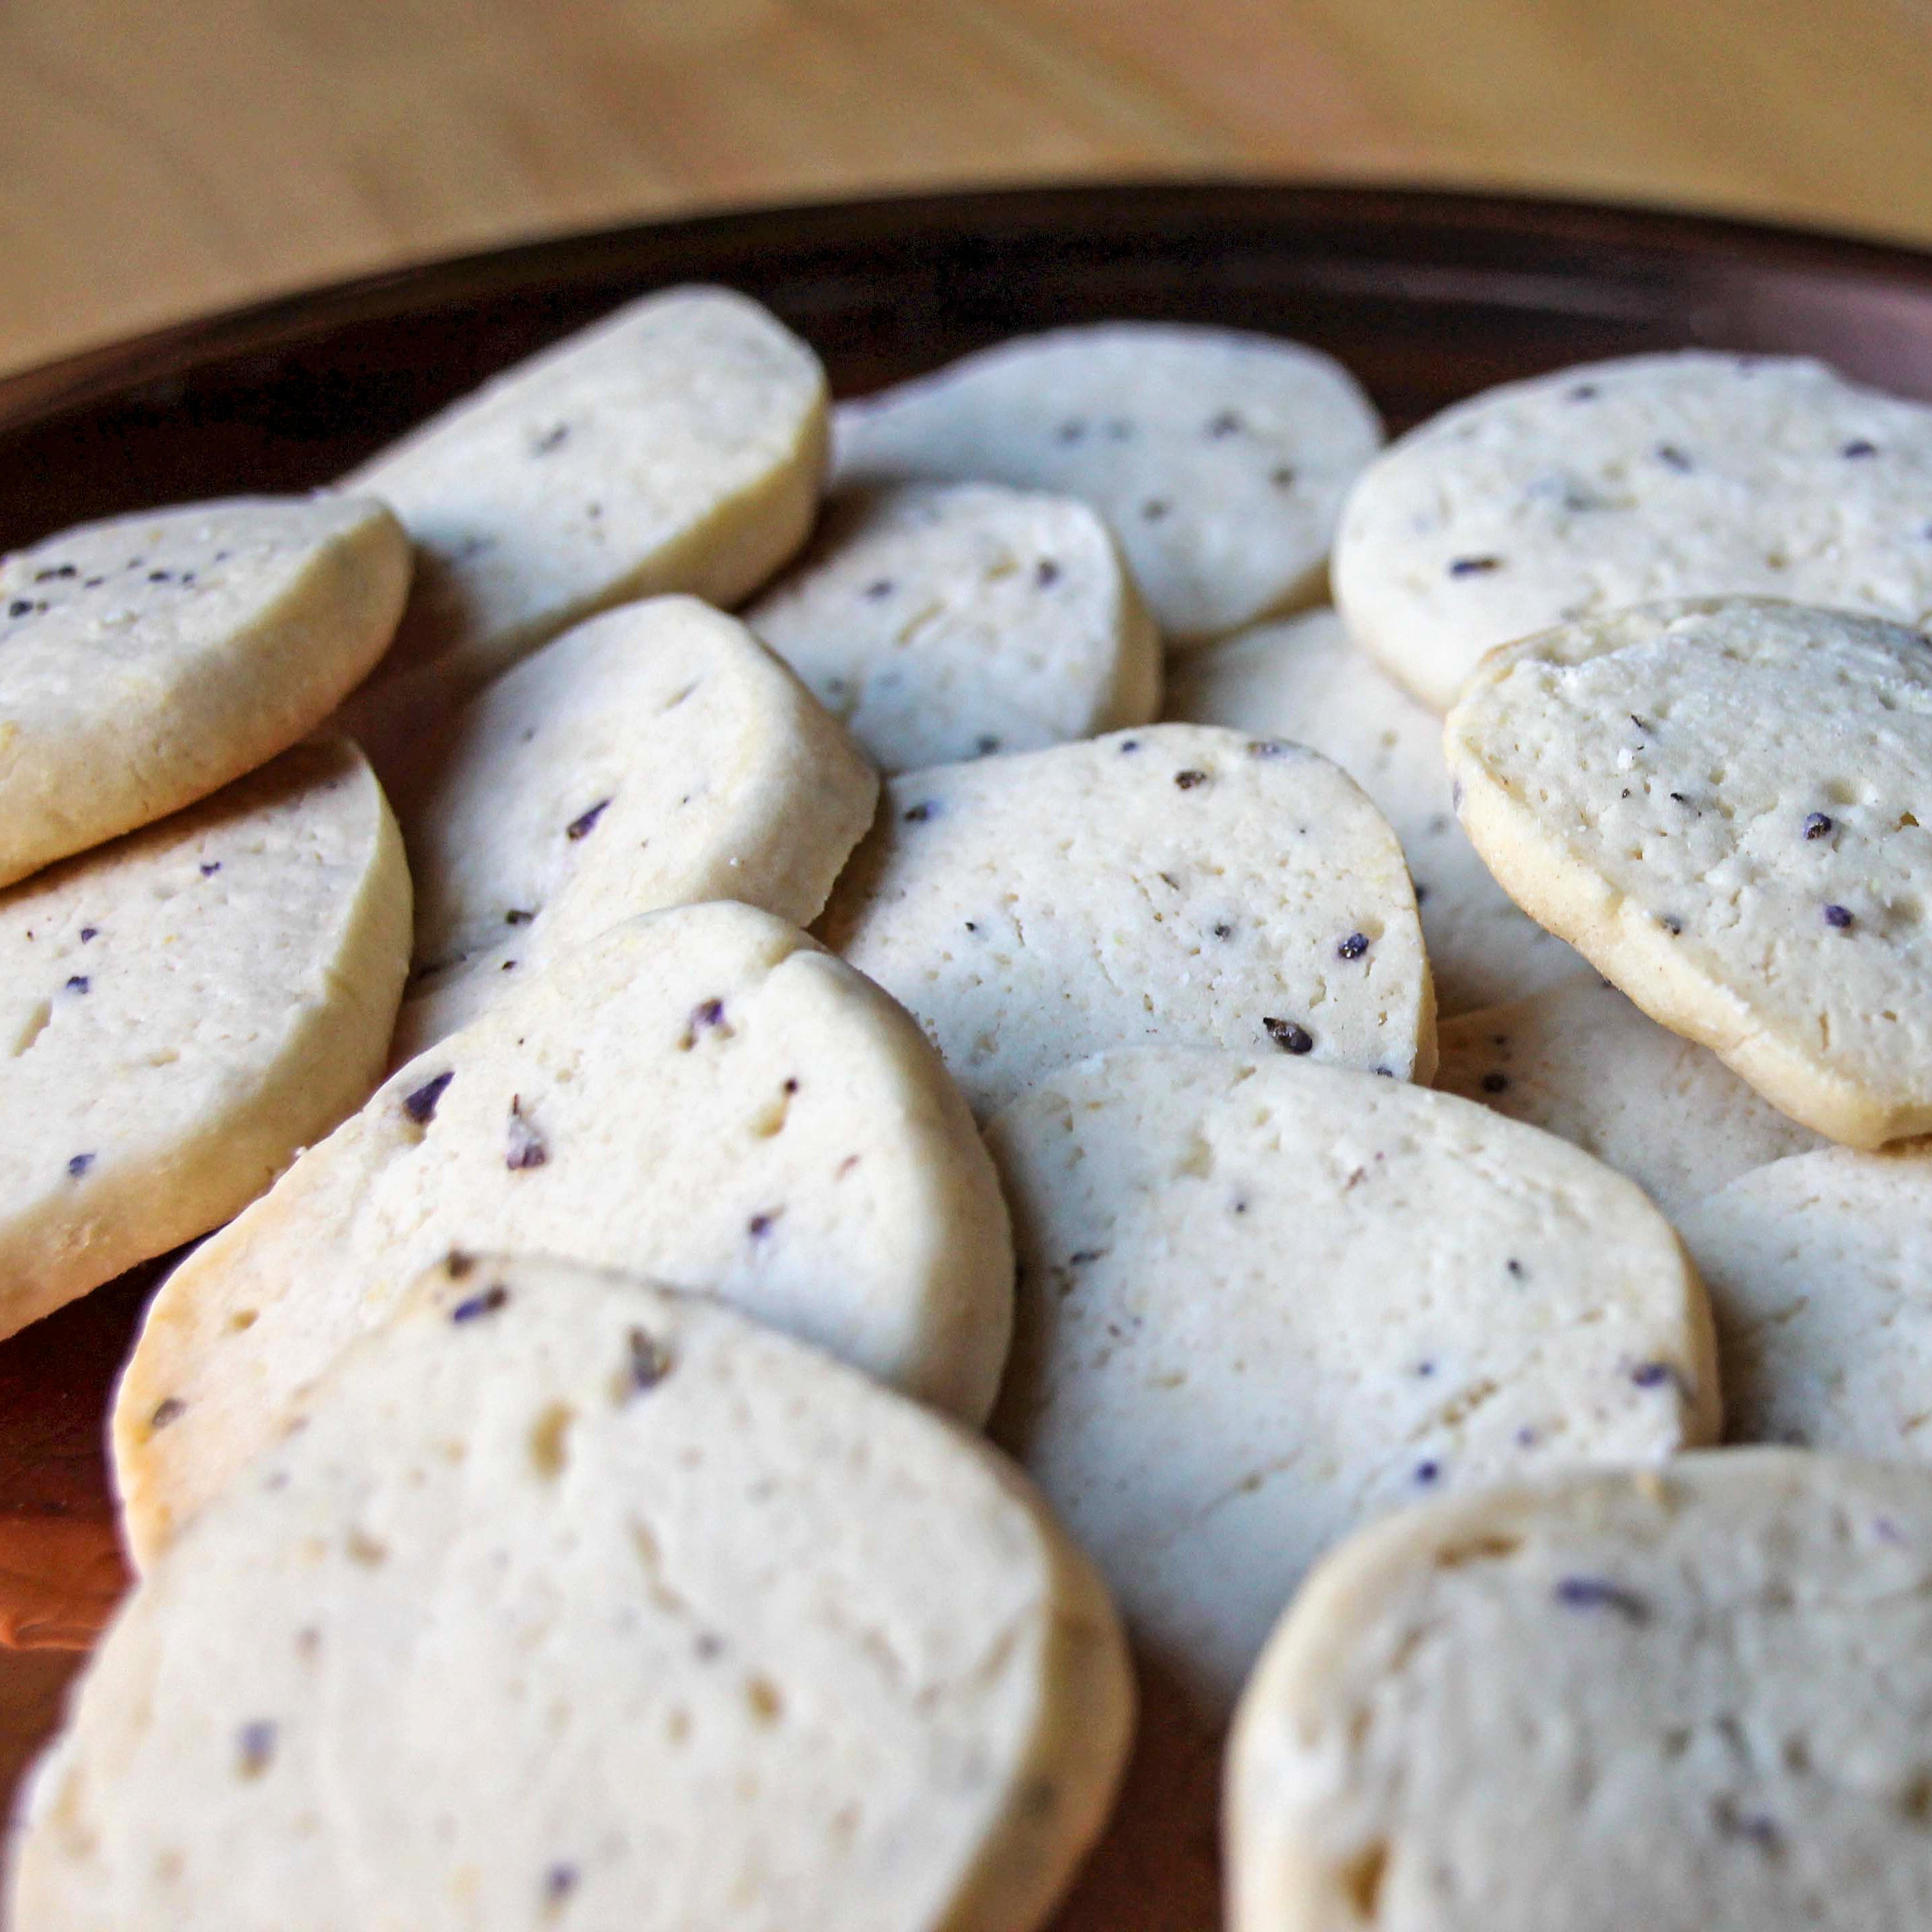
(985, 1047), (1718, 1718)
(112, 901), (1013, 1566)
(387, 595), (877, 1060)
(0, 737), (410, 1343)
(0, 495), (408, 888)
(1228, 1450), (1932, 1931)
(339, 286), (827, 771)
(1334, 349), (1932, 710)
(1445, 596), (1932, 1146)
(832, 324), (1382, 643)
(817, 724), (1435, 1119)
(743, 482), (1161, 771)
(22, 1256), (1134, 1932)
(1165, 608), (1581, 1013)
(1437, 976), (1826, 1217)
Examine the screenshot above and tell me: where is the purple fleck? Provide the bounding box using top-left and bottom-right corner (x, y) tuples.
(66, 1153), (94, 1178)
(1555, 1576), (1649, 1621)
(566, 798), (610, 841)
(1804, 813), (1832, 840)
(1263, 1016), (1314, 1055)
(1824, 903), (1855, 929)
(403, 1071), (453, 1125)
(451, 1284), (510, 1324)
(1448, 556), (1502, 577)
(64, 975), (88, 994)
(1337, 931), (1370, 960)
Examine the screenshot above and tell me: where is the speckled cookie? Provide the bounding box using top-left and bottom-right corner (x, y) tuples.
(387, 596), (877, 1060)
(743, 482), (1161, 771)
(1229, 1451), (1932, 1931)
(1165, 608), (1581, 1013)
(339, 286), (827, 771)
(0, 495), (408, 887)
(1445, 597), (1932, 1146)
(1437, 976), (1825, 1217)
(20, 1256), (1133, 1932)
(1335, 350), (1932, 710)
(0, 737), (410, 1344)
(112, 901), (1013, 1568)
(833, 324), (1382, 644)
(986, 1047), (1718, 1720)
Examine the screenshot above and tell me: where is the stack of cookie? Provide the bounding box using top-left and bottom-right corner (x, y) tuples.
(7, 293), (1932, 1931)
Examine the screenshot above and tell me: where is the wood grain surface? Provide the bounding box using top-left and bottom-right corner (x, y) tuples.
(2, 0), (1929, 377)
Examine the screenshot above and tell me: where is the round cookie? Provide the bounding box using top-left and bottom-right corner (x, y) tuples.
(743, 482), (1161, 771)
(112, 900), (1013, 1567)
(817, 724), (1435, 1119)
(0, 737), (410, 1343)
(1165, 608), (1582, 1013)
(387, 595), (878, 1060)
(22, 1256), (1134, 1932)
(1437, 975), (1825, 1218)
(0, 495), (408, 887)
(1336, 350), (1932, 710)
(1229, 1451), (1932, 1931)
(986, 1047), (1718, 1719)
(1446, 597), (1932, 1146)
(832, 324), (1382, 644)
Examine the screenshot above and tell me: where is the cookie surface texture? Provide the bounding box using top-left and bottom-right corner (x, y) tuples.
(1336, 349), (1932, 709)
(112, 901), (1013, 1566)
(0, 495), (408, 887)
(817, 724), (1435, 1119)
(986, 1047), (1717, 1718)
(22, 1257), (1133, 1932)
(0, 737), (410, 1342)
(833, 324), (1382, 643)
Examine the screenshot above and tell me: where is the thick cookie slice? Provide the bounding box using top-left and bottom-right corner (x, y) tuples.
(387, 596), (877, 1060)
(1445, 597), (1932, 1146)
(0, 496), (408, 887)
(833, 324), (1382, 644)
(817, 724), (1435, 1119)
(1336, 350), (1932, 710)
(1229, 1452), (1932, 1931)
(20, 1257), (1134, 1932)
(1166, 608), (1581, 1013)
(1437, 977), (1825, 1218)
(113, 902), (1012, 1567)
(744, 482), (1161, 771)
(986, 1047), (1717, 1719)
(0, 737), (410, 1342)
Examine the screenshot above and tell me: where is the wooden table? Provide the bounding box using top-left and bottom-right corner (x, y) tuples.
(3, 0), (1930, 378)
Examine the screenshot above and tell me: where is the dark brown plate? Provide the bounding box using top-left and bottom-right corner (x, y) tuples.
(6, 179), (1932, 1882)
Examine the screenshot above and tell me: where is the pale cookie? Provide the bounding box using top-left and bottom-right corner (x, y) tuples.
(340, 286), (827, 769)
(1166, 608), (1581, 1013)
(0, 737), (410, 1343)
(0, 496), (408, 887)
(833, 324), (1382, 644)
(817, 724), (1435, 1119)
(743, 482), (1161, 771)
(986, 1047), (1717, 1719)
(20, 1256), (1134, 1932)
(387, 596), (877, 1060)
(1446, 597), (1932, 1146)
(1437, 976), (1825, 1218)
(112, 901), (1013, 1566)
(1335, 349), (1932, 710)
(1229, 1450), (1932, 1931)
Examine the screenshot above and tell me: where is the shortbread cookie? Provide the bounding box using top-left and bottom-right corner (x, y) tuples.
(817, 724), (1435, 1119)
(113, 902), (1012, 1566)
(833, 324), (1382, 643)
(22, 1256), (1134, 1932)
(1336, 350), (1932, 710)
(341, 286), (827, 767)
(0, 496), (408, 887)
(0, 737), (410, 1343)
(387, 596), (877, 1060)
(744, 482), (1161, 771)
(1166, 608), (1581, 1013)
(1437, 977), (1825, 1217)
(986, 1047), (1717, 1718)
(1229, 1451), (1932, 1931)
(1446, 598), (1932, 1145)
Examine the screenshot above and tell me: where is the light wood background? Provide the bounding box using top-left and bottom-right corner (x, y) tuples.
(2, 0), (1931, 378)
